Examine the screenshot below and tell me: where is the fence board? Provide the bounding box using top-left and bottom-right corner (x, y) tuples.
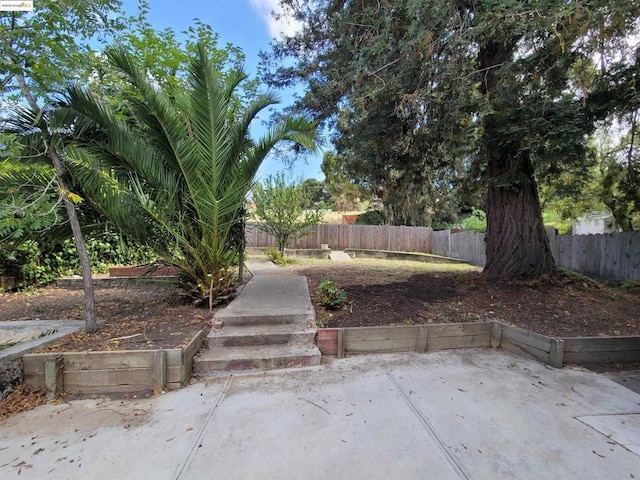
(344, 326), (419, 342)
(346, 338), (418, 354)
(427, 322), (492, 338)
(563, 351), (640, 364)
(563, 337), (640, 353)
(501, 324), (552, 353)
(428, 335), (492, 350)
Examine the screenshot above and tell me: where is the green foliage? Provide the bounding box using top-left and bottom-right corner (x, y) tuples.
(252, 173), (324, 254)
(51, 45), (318, 308)
(0, 231), (156, 288)
(264, 246), (287, 265)
(356, 210), (386, 226)
(321, 152), (366, 211)
(301, 178), (333, 209)
(541, 210), (572, 235)
(317, 277), (346, 310)
(0, 0), (124, 103)
(457, 209), (487, 234)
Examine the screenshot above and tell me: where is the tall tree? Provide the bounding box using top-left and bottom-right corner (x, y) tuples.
(263, 0), (639, 281)
(1, 0), (124, 332)
(321, 152), (365, 211)
(262, 0), (479, 227)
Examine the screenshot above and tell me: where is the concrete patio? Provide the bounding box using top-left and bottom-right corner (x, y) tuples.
(1, 349), (639, 479)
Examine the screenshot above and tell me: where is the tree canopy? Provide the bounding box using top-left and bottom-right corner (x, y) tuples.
(253, 173), (324, 255)
(262, 0), (640, 281)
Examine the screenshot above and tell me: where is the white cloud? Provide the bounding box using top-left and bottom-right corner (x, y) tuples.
(249, 0), (302, 39)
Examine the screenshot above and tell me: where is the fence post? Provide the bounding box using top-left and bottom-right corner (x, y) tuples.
(45, 355), (64, 400)
(416, 326), (429, 353)
(549, 339), (565, 368)
(491, 322), (503, 349)
(337, 329), (345, 359)
(152, 351), (167, 390)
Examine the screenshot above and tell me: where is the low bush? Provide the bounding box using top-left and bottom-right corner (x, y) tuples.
(264, 246), (288, 266)
(318, 276), (347, 309)
(356, 210), (386, 225)
(0, 231), (157, 289)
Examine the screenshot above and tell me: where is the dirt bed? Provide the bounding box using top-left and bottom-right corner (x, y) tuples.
(0, 283), (213, 352)
(285, 258), (640, 338)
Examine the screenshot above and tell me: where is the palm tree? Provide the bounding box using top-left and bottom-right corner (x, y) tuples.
(58, 43), (318, 308)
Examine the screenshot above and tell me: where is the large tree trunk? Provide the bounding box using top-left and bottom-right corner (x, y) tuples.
(483, 146), (557, 282)
(479, 40), (558, 283)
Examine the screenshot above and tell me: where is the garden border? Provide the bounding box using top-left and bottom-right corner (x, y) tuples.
(316, 321), (640, 367)
(22, 330), (204, 398)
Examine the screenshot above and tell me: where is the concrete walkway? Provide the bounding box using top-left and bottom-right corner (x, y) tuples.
(1, 349), (639, 479)
(214, 258), (315, 325)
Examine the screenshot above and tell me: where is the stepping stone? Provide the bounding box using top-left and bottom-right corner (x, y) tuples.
(329, 250), (353, 262)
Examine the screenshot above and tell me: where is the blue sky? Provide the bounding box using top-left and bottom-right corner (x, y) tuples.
(120, 0), (325, 181)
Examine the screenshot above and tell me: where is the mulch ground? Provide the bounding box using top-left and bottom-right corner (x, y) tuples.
(285, 259), (640, 338)
(0, 283), (214, 352)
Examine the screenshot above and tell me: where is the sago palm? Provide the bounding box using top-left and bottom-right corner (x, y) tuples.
(58, 43), (318, 307)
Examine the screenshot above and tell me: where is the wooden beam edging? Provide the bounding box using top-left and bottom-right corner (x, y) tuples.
(22, 330), (205, 397)
(316, 322), (640, 369)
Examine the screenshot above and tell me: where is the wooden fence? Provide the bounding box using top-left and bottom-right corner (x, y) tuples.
(247, 224), (640, 280)
(432, 230), (486, 267)
(547, 230), (640, 281)
(246, 224), (433, 253)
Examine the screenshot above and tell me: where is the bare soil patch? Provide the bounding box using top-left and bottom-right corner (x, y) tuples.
(0, 283), (213, 352)
(285, 258), (640, 338)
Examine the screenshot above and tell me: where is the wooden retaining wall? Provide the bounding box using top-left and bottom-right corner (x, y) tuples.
(494, 322), (565, 368)
(317, 322), (640, 368)
(22, 331), (204, 396)
(317, 322), (493, 357)
(562, 337), (640, 364)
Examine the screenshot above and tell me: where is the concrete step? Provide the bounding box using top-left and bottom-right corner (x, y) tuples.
(208, 322), (316, 347)
(194, 344), (321, 373)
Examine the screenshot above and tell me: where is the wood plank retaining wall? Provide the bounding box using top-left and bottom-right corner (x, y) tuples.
(317, 322), (640, 368)
(23, 331), (204, 396)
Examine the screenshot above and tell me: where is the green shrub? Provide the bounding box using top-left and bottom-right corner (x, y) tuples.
(318, 276), (347, 309)
(0, 231), (157, 288)
(356, 210), (386, 225)
(457, 208), (486, 233)
(264, 246), (286, 265)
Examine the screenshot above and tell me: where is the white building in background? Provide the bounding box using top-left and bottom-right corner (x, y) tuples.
(573, 212), (620, 235)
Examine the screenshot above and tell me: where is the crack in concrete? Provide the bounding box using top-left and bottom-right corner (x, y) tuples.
(174, 375), (234, 480)
(375, 354), (472, 480)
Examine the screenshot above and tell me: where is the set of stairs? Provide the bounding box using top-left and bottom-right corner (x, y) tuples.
(193, 269), (322, 374)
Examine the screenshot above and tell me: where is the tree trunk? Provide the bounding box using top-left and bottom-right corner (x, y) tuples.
(484, 148), (557, 282)
(15, 71), (98, 332)
(50, 147), (98, 332)
(479, 40), (558, 283)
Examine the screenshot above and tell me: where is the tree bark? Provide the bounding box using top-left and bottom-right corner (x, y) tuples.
(479, 40), (558, 283)
(16, 72), (98, 332)
(49, 147), (98, 332)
